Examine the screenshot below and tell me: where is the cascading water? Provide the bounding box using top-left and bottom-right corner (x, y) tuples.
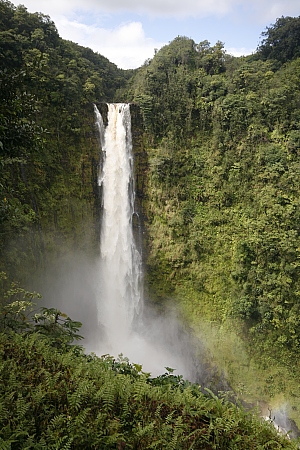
(94, 103), (197, 379)
(95, 103), (143, 355)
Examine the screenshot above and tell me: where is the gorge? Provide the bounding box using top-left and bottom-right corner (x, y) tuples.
(1, 1), (300, 444)
(93, 103), (200, 380)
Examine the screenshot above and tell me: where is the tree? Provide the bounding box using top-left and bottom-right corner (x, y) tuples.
(0, 69), (41, 158)
(257, 16), (300, 63)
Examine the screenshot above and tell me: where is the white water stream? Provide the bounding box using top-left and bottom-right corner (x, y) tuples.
(95, 103), (142, 352)
(94, 103), (196, 378)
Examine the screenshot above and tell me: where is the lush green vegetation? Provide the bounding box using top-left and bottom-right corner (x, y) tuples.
(1, 0), (300, 441)
(0, 278), (297, 449)
(124, 18), (300, 427)
(0, 0), (131, 281)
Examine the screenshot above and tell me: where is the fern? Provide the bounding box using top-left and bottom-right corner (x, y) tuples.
(0, 437), (16, 450)
(48, 414), (67, 430)
(133, 377), (149, 401)
(165, 410), (175, 425)
(15, 395), (30, 421)
(72, 407), (91, 428)
(0, 327), (297, 449)
(135, 421), (155, 438)
(31, 384), (46, 406)
(99, 380), (116, 413)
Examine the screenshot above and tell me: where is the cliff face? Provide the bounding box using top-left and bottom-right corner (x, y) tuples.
(125, 37), (300, 428)
(1, 102), (101, 282)
(130, 103), (148, 259)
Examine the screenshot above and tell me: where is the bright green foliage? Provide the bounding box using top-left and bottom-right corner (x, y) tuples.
(0, 331), (297, 449)
(125, 29), (300, 424)
(132, 34), (300, 338)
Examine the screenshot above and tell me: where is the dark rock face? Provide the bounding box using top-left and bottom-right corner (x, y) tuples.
(130, 103), (148, 260)
(95, 102), (108, 127)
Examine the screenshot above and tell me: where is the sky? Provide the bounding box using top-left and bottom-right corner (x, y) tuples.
(14, 0), (300, 69)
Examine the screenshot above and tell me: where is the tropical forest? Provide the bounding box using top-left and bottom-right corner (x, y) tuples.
(1, 0), (300, 447)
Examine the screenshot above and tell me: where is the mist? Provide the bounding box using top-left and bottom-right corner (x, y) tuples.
(30, 103), (228, 386)
(27, 102), (300, 438)
(32, 249), (207, 382)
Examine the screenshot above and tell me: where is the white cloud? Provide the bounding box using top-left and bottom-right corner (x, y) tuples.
(16, 0), (300, 69)
(18, 0), (236, 18)
(226, 47), (256, 57)
(57, 19), (165, 69)
(248, 0), (300, 23)
(19, 0), (300, 19)
(102, 0), (237, 17)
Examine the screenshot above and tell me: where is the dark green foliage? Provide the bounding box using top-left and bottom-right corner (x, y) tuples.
(0, 68), (41, 158)
(129, 37), (228, 141)
(257, 16), (300, 63)
(0, 68), (41, 249)
(0, 308), (296, 449)
(0, 273), (83, 349)
(0, 0), (131, 281)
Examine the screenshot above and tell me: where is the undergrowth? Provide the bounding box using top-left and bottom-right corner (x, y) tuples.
(0, 281), (298, 449)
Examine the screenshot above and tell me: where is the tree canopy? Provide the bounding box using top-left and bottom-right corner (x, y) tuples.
(257, 16), (300, 63)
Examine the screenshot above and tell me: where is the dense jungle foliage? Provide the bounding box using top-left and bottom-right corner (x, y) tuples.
(0, 278), (297, 448)
(122, 16), (300, 427)
(1, 0), (300, 442)
(0, 0), (132, 280)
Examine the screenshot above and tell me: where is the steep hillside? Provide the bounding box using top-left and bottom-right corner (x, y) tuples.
(0, 0), (131, 280)
(126, 25), (300, 425)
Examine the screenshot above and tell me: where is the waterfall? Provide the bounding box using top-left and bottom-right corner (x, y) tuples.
(95, 103), (143, 354)
(93, 103), (196, 380)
